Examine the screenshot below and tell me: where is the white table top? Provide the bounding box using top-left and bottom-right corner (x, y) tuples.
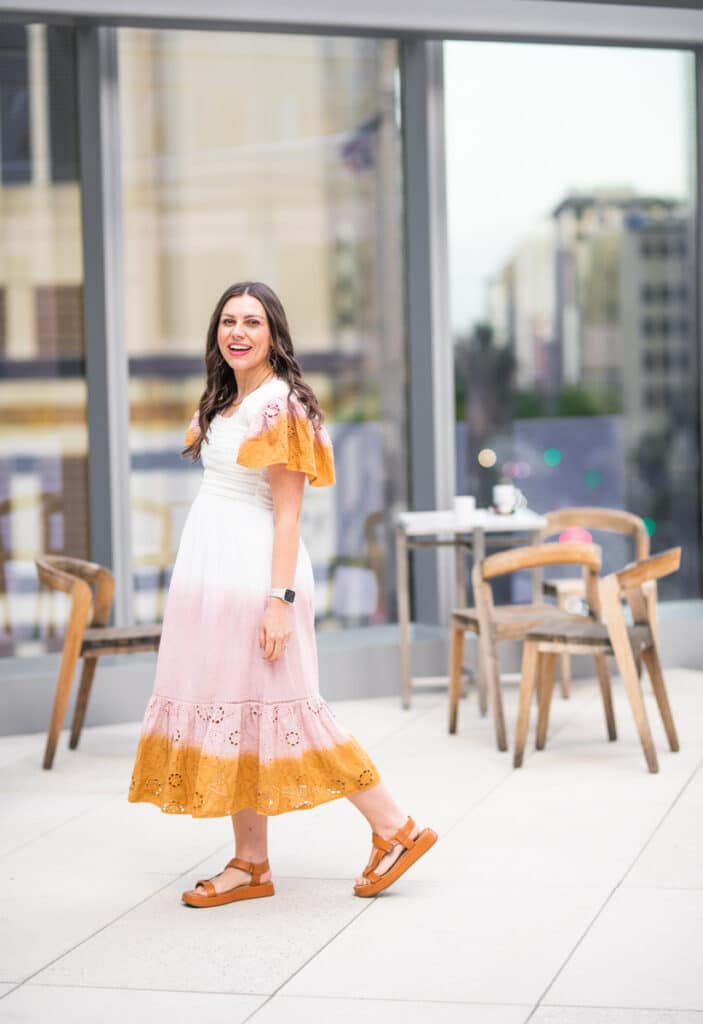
(397, 508), (547, 538)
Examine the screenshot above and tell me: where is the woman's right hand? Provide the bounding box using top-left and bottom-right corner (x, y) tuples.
(259, 599), (292, 661)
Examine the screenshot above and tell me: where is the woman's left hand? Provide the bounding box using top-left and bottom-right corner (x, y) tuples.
(259, 599), (292, 661)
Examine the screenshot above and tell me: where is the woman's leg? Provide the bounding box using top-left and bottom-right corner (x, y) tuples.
(347, 781), (421, 886)
(192, 808), (272, 894)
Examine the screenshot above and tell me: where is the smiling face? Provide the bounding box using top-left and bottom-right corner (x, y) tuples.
(216, 293), (273, 378)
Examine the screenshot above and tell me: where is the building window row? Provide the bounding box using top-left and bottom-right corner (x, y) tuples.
(642, 350), (690, 372)
(640, 283), (688, 304)
(640, 239), (688, 260)
(641, 316), (690, 338)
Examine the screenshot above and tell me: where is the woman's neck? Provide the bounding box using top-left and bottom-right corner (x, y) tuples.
(234, 367), (275, 400)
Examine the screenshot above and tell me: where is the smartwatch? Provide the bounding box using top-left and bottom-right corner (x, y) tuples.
(270, 587), (296, 605)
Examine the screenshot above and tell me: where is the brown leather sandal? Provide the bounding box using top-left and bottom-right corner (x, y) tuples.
(182, 857), (274, 908)
(354, 816), (437, 897)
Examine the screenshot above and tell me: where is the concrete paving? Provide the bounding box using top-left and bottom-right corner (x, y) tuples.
(0, 668), (701, 1022)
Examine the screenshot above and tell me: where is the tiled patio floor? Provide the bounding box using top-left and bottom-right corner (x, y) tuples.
(1, 668), (702, 1023)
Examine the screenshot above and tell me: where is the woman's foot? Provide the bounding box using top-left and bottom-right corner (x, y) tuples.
(354, 816), (422, 889)
(193, 861), (271, 896)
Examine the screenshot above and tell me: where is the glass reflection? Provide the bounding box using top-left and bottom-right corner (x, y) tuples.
(118, 30), (406, 626)
(0, 25), (87, 656)
(447, 43), (698, 597)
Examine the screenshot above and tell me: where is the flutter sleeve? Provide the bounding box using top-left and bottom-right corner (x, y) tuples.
(236, 393), (335, 487)
(184, 410), (200, 447)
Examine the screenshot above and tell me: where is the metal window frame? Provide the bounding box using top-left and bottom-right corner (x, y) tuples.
(77, 26), (133, 625)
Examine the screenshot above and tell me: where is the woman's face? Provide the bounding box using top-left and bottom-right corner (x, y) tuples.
(216, 294), (273, 377)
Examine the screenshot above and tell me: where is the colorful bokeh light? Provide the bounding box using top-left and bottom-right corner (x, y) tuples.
(584, 469), (602, 489)
(478, 448), (497, 468)
(643, 517), (656, 536)
(543, 447), (562, 467)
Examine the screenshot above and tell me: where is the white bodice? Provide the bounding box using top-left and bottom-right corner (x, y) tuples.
(197, 378), (288, 510)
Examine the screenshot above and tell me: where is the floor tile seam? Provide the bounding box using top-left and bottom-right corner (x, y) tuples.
(1, 845), (238, 998)
(0, 796), (114, 863)
(11, 983), (534, 1007)
(249, 993), (535, 1006)
(618, 754), (703, 884)
(9, 981), (272, 996)
(241, 900), (382, 1023)
(522, 752), (703, 1023)
(400, 688), (606, 848)
(540, 1001), (703, 1013)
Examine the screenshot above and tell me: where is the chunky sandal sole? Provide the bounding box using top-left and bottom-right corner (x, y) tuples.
(181, 856), (274, 908)
(354, 826), (438, 897)
(182, 881), (275, 908)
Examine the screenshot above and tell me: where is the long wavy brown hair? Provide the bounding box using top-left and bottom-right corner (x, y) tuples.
(182, 281), (323, 462)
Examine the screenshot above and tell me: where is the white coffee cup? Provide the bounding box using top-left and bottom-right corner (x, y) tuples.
(493, 484), (517, 515)
(453, 495), (476, 521)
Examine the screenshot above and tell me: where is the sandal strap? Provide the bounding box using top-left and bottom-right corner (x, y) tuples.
(194, 879), (216, 896)
(391, 816), (416, 850)
(371, 833), (393, 854)
(226, 857), (270, 884)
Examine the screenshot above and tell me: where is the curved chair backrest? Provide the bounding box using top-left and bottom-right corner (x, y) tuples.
(35, 556), (115, 629)
(478, 541), (602, 581)
(473, 542), (603, 618)
(601, 547), (681, 635)
(538, 507), (650, 561)
(616, 547), (681, 590)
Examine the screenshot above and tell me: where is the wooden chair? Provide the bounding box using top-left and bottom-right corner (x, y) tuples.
(35, 556), (161, 769)
(513, 548), (681, 773)
(449, 541), (606, 752)
(536, 507), (651, 698)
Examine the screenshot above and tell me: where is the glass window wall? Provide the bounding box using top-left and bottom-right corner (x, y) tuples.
(446, 43), (698, 598)
(0, 24), (87, 657)
(118, 29), (406, 627)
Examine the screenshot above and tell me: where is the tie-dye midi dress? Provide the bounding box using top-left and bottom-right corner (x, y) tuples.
(128, 376), (378, 817)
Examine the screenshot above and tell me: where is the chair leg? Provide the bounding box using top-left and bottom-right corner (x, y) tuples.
(641, 645), (680, 752)
(448, 623), (464, 735)
(535, 652), (558, 750)
(559, 652), (572, 699)
(69, 657), (99, 750)
(594, 653), (617, 741)
(489, 652), (508, 752)
(601, 577), (658, 773)
(43, 646), (81, 770)
(514, 640), (540, 768)
(477, 629), (507, 751)
(475, 636), (488, 717)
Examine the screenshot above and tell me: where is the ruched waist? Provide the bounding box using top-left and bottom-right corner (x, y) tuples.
(198, 470), (273, 510)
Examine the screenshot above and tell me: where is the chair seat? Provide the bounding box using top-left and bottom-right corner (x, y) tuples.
(81, 624), (162, 655)
(452, 602), (585, 641)
(526, 618), (652, 649)
(542, 577), (585, 600)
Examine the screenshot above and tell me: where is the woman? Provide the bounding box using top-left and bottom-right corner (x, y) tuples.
(128, 281), (436, 906)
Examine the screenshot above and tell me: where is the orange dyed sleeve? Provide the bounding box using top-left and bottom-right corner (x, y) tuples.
(237, 395), (335, 487)
(184, 410), (200, 447)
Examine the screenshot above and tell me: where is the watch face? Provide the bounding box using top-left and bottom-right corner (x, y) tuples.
(284, 588), (295, 603)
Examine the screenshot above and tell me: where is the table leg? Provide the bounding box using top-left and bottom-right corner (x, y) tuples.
(396, 525), (412, 709)
(472, 528), (488, 714)
(454, 537), (467, 609)
(530, 529), (542, 601)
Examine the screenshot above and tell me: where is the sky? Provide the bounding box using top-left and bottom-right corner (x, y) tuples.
(444, 42), (694, 332)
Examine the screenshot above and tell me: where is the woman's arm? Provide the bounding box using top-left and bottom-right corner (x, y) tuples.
(260, 463), (306, 662)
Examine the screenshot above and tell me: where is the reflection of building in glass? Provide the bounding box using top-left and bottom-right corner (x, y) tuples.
(459, 187), (698, 598)
(488, 189), (694, 413)
(0, 26), (406, 655)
